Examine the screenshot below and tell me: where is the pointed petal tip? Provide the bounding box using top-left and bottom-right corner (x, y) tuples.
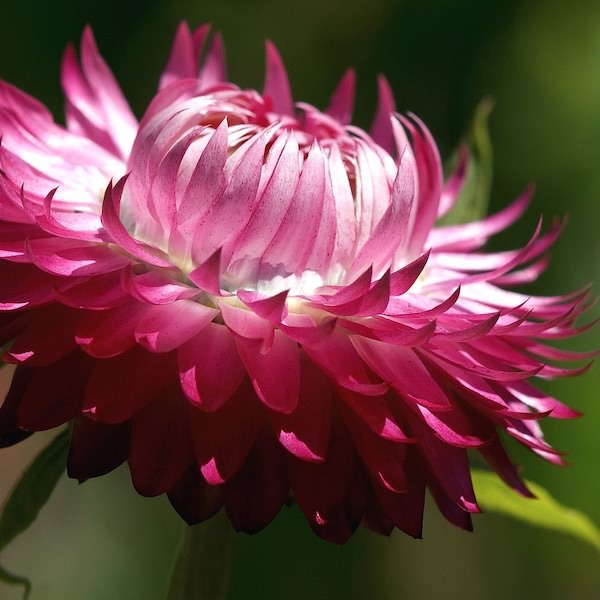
(263, 39), (293, 116)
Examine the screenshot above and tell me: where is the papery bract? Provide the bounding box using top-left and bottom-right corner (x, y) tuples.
(0, 23), (594, 543)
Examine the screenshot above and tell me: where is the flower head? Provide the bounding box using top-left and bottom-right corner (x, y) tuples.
(0, 23), (594, 542)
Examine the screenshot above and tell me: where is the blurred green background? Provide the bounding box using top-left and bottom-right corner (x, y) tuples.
(0, 0), (599, 598)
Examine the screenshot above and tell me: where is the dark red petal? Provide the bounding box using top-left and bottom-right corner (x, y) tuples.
(367, 449), (426, 538)
(7, 304), (81, 365)
(0, 365), (33, 447)
(223, 425), (288, 534)
(129, 385), (193, 497)
(189, 378), (263, 485)
(67, 416), (130, 480)
(17, 351), (89, 430)
(270, 353), (332, 462)
(83, 347), (177, 423)
(76, 301), (149, 358)
(167, 465), (223, 526)
(287, 412), (364, 543)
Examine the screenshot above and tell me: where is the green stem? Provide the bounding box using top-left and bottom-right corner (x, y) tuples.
(167, 511), (236, 600)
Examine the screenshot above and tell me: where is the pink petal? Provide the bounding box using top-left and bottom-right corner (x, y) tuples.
(326, 69), (355, 125)
(26, 237), (130, 276)
(237, 289), (289, 322)
(263, 41), (293, 116)
(192, 132), (266, 265)
(101, 177), (174, 268)
(62, 26), (137, 160)
(122, 269), (198, 305)
(159, 22), (210, 89)
(369, 75), (396, 154)
(198, 32), (227, 91)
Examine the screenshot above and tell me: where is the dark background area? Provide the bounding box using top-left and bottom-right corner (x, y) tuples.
(0, 0), (599, 598)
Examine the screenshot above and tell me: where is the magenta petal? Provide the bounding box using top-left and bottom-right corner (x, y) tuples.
(339, 387), (413, 442)
(279, 314), (337, 346)
(352, 339), (452, 410)
(101, 177), (174, 268)
(288, 415), (363, 544)
(0, 366), (34, 447)
(303, 330), (388, 396)
(26, 237), (130, 276)
(236, 329), (300, 413)
(178, 322), (246, 412)
(176, 119), (228, 245)
(349, 152), (416, 278)
(260, 142), (327, 276)
(407, 411), (479, 514)
(340, 402), (407, 493)
(403, 114), (443, 256)
(479, 437), (534, 498)
(368, 453), (426, 538)
(188, 248), (223, 296)
(389, 250), (430, 296)
(55, 271), (127, 310)
(271, 353), (332, 462)
(134, 300), (217, 353)
(76, 301), (149, 358)
(122, 269), (197, 305)
(238, 289), (289, 322)
(322, 270), (390, 317)
(219, 301), (274, 347)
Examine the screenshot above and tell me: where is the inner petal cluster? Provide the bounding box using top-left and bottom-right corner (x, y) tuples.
(120, 83), (403, 296)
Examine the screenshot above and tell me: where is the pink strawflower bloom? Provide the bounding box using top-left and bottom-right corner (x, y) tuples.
(0, 24), (594, 542)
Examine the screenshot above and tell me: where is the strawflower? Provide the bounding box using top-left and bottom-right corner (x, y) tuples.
(0, 23), (594, 544)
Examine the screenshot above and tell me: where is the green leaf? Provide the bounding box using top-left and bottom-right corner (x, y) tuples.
(472, 468), (600, 552)
(0, 429), (69, 598)
(439, 97), (494, 225)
